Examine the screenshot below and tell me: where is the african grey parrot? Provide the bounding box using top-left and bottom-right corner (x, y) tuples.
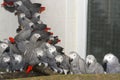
(86, 55), (104, 74)
(22, 41), (40, 66)
(30, 30), (53, 42)
(10, 53), (25, 72)
(55, 54), (71, 74)
(14, 0), (32, 18)
(14, 21), (34, 42)
(68, 51), (87, 74)
(103, 53), (120, 74)
(0, 52), (11, 73)
(36, 43), (63, 73)
(2, 0), (17, 12)
(21, 0), (41, 15)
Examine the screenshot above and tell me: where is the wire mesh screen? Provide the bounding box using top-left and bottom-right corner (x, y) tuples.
(87, 0), (120, 63)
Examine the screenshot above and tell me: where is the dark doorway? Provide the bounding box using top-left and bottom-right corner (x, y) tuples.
(87, 0), (120, 63)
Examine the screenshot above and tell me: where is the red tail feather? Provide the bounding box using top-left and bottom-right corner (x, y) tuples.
(40, 7), (46, 13)
(26, 65), (33, 73)
(9, 37), (15, 43)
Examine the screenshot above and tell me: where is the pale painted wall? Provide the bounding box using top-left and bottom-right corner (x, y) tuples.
(0, 0), (88, 59)
(0, 0), (18, 40)
(65, 0), (88, 59)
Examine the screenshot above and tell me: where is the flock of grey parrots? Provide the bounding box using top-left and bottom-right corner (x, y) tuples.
(0, 0), (120, 75)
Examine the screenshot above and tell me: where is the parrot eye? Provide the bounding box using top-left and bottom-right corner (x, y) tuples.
(61, 58), (63, 61)
(1, 43), (8, 49)
(37, 15), (40, 19)
(34, 13), (40, 19)
(29, 23), (34, 28)
(34, 34), (41, 38)
(74, 54), (76, 57)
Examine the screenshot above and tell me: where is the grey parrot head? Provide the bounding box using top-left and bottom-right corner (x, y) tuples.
(103, 53), (119, 65)
(13, 54), (23, 64)
(103, 53), (119, 72)
(32, 13), (41, 22)
(68, 51), (78, 62)
(86, 55), (97, 67)
(30, 33), (41, 42)
(47, 44), (57, 54)
(0, 42), (9, 53)
(55, 55), (64, 66)
(14, 1), (23, 8)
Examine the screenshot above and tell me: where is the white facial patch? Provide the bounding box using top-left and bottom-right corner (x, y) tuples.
(86, 55), (96, 64)
(3, 57), (10, 63)
(0, 43), (8, 49)
(29, 22), (34, 28)
(30, 33), (41, 42)
(37, 20), (43, 24)
(55, 55), (63, 63)
(48, 46), (56, 54)
(20, 13), (25, 19)
(45, 43), (51, 47)
(34, 34), (41, 39)
(103, 53), (116, 63)
(34, 13), (40, 19)
(36, 49), (44, 57)
(69, 52), (77, 60)
(14, 1), (22, 6)
(14, 54), (22, 63)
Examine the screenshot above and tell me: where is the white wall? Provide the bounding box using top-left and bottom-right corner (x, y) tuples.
(0, 0), (18, 40)
(0, 0), (88, 59)
(65, 0), (88, 59)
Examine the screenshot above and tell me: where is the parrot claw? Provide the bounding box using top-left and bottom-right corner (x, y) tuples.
(63, 69), (68, 75)
(20, 68), (23, 72)
(43, 63), (48, 68)
(38, 63), (42, 66)
(53, 68), (58, 73)
(6, 68), (9, 73)
(59, 69), (63, 74)
(70, 72), (73, 75)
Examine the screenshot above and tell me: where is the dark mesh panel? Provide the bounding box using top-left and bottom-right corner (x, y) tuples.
(87, 0), (120, 63)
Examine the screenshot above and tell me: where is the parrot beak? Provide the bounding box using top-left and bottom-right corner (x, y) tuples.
(102, 60), (108, 72)
(37, 37), (42, 41)
(56, 62), (61, 66)
(16, 27), (22, 33)
(4, 47), (10, 53)
(87, 62), (91, 67)
(69, 58), (73, 62)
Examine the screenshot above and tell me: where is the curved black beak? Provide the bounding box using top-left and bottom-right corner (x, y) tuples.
(87, 62), (91, 67)
(69, 58), (73, 62)
(4, 47), (10, 53)
(102, 60), (108, 72)
(37, 37), (42, 41)
(56, 62), (61, 67)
